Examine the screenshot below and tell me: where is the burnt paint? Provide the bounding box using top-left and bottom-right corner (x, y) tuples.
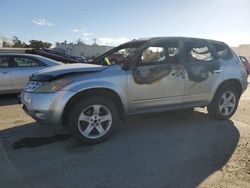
(12, 134), (71, 149)
(133, 64), (182, 84)
(131, 38), (223, 85)
(186, 61), (221, 82)
(133, 61), (221, 84)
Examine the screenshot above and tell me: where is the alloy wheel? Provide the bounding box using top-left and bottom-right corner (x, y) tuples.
(77, 104), (112, 139)
(218, 91), (236, 116)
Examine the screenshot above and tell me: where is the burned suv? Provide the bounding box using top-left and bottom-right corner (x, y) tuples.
(21, 37), (248, 144)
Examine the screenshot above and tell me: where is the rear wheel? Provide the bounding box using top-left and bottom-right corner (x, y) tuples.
(67, 96), (118, 144)
(208, 86), (239, 119)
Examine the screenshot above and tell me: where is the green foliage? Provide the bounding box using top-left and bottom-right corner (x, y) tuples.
(12, 36), (23, 47)
(1, 36), (52, 48)
(2, 41), (12, 47)
(28, 40), (52, 48)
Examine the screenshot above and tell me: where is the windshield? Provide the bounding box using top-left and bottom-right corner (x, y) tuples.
(93, 40), (147, 66)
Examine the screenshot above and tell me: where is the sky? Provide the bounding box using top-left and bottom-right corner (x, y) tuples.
(0, 0), (250, 46)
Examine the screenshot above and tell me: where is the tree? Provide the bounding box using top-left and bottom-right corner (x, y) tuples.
(29, 40), (52, 48)
(2, 41), (12, 47)
(1, 36), (52, 48)
(12, 36), (24, 47)
(42, 42), (52, 48)
(75, 38), (85, 45)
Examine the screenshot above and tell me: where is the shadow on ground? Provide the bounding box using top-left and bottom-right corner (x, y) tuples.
(12, 134), (71, 149)
(0, 94), (19, 106)
(0, 110), (240, 188)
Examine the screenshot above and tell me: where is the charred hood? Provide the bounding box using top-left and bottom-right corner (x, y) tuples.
(30, 63), (108, 81)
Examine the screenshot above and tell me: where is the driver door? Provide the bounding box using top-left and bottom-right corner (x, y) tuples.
(127, 39), (185, 114)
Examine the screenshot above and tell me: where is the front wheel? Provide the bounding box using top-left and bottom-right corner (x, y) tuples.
(207, 87), (239, 119)
(67, 96), (119, 144)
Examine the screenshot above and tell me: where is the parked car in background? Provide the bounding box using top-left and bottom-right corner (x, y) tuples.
(0, 53), (62, 94)
(239, 56), (250, 75)
(25, 48), (86, 64)
(21, 37), (248, 144)
(108, 53), (124, 64)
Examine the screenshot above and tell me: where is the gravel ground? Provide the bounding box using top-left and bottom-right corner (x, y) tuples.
(0, 86), (250, 188)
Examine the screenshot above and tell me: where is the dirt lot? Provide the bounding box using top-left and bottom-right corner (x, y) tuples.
(0, 85), (250, 188)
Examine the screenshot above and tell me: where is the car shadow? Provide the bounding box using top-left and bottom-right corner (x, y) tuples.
(65, 110), (240, 188)
(0, 94), (20, 106)
(0, 122), (70, 149)
(0, 110), (240, 188)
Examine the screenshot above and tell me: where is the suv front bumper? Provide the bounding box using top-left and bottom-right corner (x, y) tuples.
(21, 90), (75, 126)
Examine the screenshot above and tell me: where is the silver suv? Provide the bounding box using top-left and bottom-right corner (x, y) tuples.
(21, 37), (248, 144)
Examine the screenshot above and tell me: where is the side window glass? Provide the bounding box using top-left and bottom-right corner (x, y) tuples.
(140, 42), (180, 66)
(212, 43), (226, 57)
(141, 47), (165, 64)
(187, 43), (214, 62)
(211, 43), (232, 60)
(10, 57), (42, 67)
(0, 57), (9, 68)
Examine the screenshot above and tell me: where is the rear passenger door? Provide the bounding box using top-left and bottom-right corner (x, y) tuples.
(10, 56), (47, 91)
(183, 40), (224, 103)
(0, 56), (12, 92)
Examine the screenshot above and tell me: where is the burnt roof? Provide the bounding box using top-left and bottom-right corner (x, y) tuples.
(123, 36), (226, 46)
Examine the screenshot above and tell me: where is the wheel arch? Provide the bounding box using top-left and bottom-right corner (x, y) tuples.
(62, 88), (126, 126)
(211, 79), (243, 103)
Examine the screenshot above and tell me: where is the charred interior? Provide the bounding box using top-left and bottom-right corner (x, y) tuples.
(131, 38), (228, 84)
(133, 40), (182, 84)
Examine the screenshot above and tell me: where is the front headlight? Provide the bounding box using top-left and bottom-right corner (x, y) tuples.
(25, 78), (73, 93)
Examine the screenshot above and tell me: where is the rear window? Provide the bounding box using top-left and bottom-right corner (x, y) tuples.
(211, 43), (232, 59)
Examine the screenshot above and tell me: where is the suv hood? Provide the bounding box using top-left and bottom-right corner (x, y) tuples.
(31, 63), (107, 81)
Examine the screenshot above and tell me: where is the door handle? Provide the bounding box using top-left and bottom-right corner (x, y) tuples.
(213, 69), (223, 73)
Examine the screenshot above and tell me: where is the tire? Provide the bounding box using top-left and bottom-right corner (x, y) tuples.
(207, 86), (240, 120)
(67, 96), (119, 144)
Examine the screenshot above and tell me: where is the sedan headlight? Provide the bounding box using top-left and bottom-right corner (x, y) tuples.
(25, 78), (73, 93)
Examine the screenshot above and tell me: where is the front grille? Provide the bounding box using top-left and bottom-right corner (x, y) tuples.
(25, 81), (43, 92)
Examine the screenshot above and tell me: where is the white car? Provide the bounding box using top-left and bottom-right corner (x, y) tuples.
(0, 53), (62, 94)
